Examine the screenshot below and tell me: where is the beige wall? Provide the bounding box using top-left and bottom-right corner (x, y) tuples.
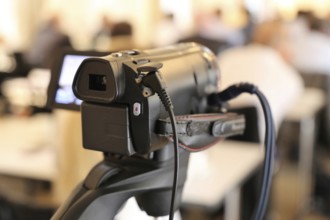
(3, 0), (330, 52)
(53, 110), (102, 204)
(0, 0), (162, 50)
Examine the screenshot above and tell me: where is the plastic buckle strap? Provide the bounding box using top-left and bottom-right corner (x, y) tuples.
(156, 113), (245, 138)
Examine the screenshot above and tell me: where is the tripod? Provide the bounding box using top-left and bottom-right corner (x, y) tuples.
(51, 146), (190, 220)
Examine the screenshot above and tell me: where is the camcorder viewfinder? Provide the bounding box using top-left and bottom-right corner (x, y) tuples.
(47, 50), (110, 111)
(73, 43), (220, 155)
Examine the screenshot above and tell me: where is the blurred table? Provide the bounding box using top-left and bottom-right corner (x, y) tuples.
(0, 114), (57, 181)
(273, 88), (326, 219)
(182, 140), (263, 220)
(0, 114), (264, 220)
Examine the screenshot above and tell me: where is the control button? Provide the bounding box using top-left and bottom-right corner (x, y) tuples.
(133, 58), (149, 65)
(137, 62), (163, 73)
(123, 50), (139, 55)
(133, 102), (142, 116)
(112, 52), (123, 57)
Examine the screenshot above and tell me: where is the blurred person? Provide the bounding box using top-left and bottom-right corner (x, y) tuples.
(3, 14), (71, 115)
(217, 31), (304, 220)
(93, 15), (134, 51)
(219, 20), (304, 135)
(251, 20), (284, 48)
(280, 11), (330, 74)
(178, 10), (234, 54)
(92, 15), (113, 51)
(240, 6), (255, 45)
(153, 13), (181, 47)
(251, 18), (330, 217)
(0, 35), (33, 103)
(196, 8), (245, 46)
(0, 35), (16, 109)
(110, 21), (134, 51)
(0, 35), (15, 73)
(219, 44), (304, 135)
(320, 14), (330, 36)
(24, 14), (72, 69)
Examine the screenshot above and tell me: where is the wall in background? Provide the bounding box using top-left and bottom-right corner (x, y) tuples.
(1, 0), (330, 52)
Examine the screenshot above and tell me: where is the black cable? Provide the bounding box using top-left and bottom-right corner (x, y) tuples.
(142, 71), (179, 220)
(209, 83), (275, 220)
(252, 89), (275, 220)
(167, 105), (179, 220)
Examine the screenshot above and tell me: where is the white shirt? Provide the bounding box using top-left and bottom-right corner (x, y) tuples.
(218, 44), (304, 137)
(284, 30), (330, 74)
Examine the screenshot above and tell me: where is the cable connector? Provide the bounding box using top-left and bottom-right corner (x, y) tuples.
(208, 82), (258, 106)
(142, 71), (174, 111)
(208, 82), (275, 220)
(139, 69), (178, 220)
(136, 62), (173, 111)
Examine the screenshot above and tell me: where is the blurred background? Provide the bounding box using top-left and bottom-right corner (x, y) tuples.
(0, 0), (330, 219)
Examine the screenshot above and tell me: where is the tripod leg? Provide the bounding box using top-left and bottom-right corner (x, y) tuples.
(116, 198), (182, 220)
(77, 191), (133, 220)
(51, 182), (134, 220)
(52, 151), (190, 220)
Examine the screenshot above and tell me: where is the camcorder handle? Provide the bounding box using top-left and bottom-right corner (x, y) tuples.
(156, 113), (245, 152)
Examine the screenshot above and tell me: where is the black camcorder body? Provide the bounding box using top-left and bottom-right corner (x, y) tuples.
(73, 43), (220, 155)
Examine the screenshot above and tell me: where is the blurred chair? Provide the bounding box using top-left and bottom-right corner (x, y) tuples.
(294, 72), (330, 216)
(298, 72), (330, 145)
(24, 15), (72, 69)
(1, 68), (51, 115)
(109, 22), (135, 51)
(218, 43), (326, 219)
(276, 87), (325, 219)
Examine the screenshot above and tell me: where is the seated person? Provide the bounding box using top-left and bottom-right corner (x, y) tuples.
(110, 21), (134, 51)
(153, 13), (181, 47)
(24, 14), (72, 69)
(280, 11), (330, 74)
(195, 8), (246, 46)
(218, 27), (304, 137)
(0, 36), (30, 100)
(0, 36), (16, 74)
(93, 15), (134, 51)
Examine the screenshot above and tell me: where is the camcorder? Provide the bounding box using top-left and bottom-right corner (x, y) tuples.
(51, 43), (249, 220)
(72, 42), (244, 156)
